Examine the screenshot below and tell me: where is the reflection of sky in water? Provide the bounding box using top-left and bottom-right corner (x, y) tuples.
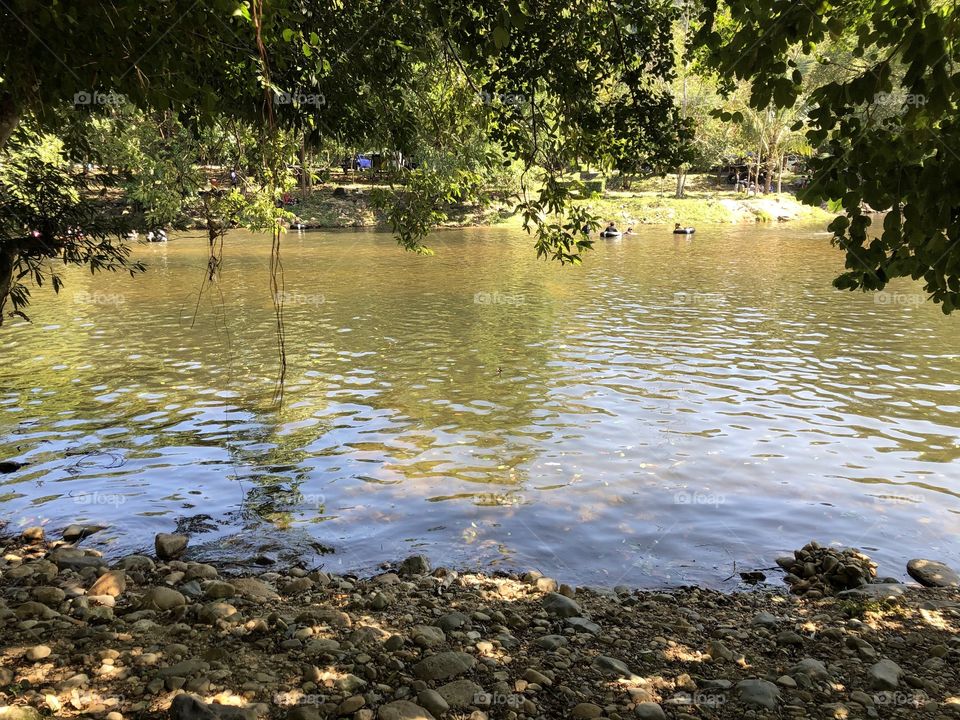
(1, 225), (959, 587)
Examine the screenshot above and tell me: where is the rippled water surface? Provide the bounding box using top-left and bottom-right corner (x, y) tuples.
(1, 225), (958, 586)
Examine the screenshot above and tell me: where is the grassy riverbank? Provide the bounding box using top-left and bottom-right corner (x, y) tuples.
(1, 529), (958, 720)
(183, 174), (835, 231)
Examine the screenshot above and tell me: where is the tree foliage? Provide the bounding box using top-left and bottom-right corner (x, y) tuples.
(698, 0), (960, 312)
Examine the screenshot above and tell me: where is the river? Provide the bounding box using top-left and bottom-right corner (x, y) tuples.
(1, 224), (958, 587)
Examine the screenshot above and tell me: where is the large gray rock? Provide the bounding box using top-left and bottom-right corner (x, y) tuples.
(398, 555), (431, 577)
(89, 570), (126, 597)
(836, 583), (907, 600)
(907, 559), (960, 588)
(412, 624), (446, 648)
(378, 700), (436, 720)
(543, 592), (581, 618)
(50, 547), (106, 571)
(417, 690), (449, 718)
(155, 533), (189, 560)
(142, 586), (186, 611)
(436, 679), (484, 708)
(592, 656), (632, 677)
(869, 658), (903, 690)
(231, 577), (279, 600)
(116, 554), (156, 571)
(412, 651), (476, 681)
(789, 658), (832, 681)
(0, 708), (42, 720)
(566, 617), (601, 635)
(169, 694), (258, 719)
(750, 611), (779, 628)
(634, 703), (666, 720)
(535, 634), (568, 650)
(736, 679), (780, 709)
(62, 524), (106, 542)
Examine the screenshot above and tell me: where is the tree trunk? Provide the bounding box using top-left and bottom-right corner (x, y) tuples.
(299, 136), (308, 195)
(0, 93), (19, 149)
(674, 169), (687, 199)
(777, 154), (785, 194)
(0, 246), (18, 326)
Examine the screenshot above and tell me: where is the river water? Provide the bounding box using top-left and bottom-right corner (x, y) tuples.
(1, 225), (958, 587)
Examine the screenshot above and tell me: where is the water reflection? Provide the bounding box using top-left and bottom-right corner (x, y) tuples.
(1, 225), (958, 586)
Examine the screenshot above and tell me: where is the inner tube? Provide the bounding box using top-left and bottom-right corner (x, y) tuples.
(600, 230), (622, 238)
(673, 227), (695, 234)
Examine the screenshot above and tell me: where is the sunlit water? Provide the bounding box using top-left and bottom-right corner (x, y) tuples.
(1, 225), (958, 587)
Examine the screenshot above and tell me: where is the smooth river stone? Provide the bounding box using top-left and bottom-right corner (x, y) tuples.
(907, 558), (960, 587)
(412, 651), (476, 680)
(736, 679), (780, 708)
(155, 532), (189, 560)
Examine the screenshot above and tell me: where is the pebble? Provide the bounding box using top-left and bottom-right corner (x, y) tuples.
(751, 611), (778, 628)
(412, 651), (476, 680)
(116, 554), (156, 571)
(535, 634), (568, 650)
(543, 592), (581, 618)
(592, 656), (631, 677)
(204, 580), (237, 599)
(338, 695), (365, 715)
(906, 558), (960, 587)
(736, 679), (780, 709)
(566, 617), (601, 635)
(417, 689), (449, 717)
(142, 586), (186, 610)
(31, 586), (65, 605)
(21, 527), (44, 542)
(789, 658), (831, 681)
(378, 700), (436, 720)
(571, 702), (603, 719)
(62, 524), (106, 542)
(412, 624), (446, 648)
(523, 668), (552, 686)
(869, 658), (903, 690)
(398, 555), (431, 577)
(231, 576), (279, 600)
(89, 570), (126, 597)
(437, 679), (484, 707)
(437, 611), (469, 632)
(0, 708), (42, 720)
(634, 702), (666, 720)
(25, 645), (51, 661)
(174, 695), (260, 719)
(155, 532), (188, 560)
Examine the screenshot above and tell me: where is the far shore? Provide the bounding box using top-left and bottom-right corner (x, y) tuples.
(169, 174), (840, 233)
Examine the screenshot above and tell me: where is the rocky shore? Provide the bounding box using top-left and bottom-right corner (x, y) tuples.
(1, 528), (959, 720)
